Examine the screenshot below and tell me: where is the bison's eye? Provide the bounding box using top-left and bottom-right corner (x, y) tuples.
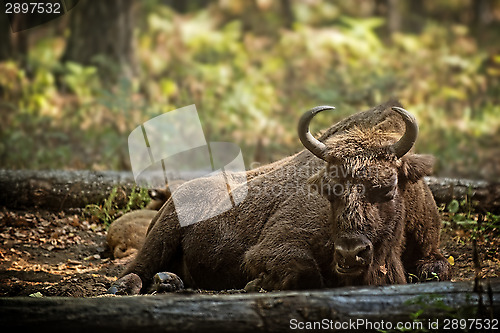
(367, 185), (396, 202)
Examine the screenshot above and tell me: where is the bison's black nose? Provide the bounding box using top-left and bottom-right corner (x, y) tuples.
(334, 236), (373, 275)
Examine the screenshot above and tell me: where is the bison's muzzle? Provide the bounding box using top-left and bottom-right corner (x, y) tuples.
(333, 235), (373, 276)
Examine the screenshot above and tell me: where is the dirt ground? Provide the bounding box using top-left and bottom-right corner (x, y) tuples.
(0, 208), (498, 297)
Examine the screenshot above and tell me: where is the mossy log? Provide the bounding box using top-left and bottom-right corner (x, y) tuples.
(425, 176), (500, 213)
(0, 170), (499, 212)
(0, 279), (498, 332)
(0, 170), (137, 211)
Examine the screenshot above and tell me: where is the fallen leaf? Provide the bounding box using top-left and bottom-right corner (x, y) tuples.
(67, 259), (82, 265)
(448, 256), (455, 266)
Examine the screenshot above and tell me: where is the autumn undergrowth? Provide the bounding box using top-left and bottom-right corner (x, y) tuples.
(441, 194), (500, 263)
(83, 187), (151, 228)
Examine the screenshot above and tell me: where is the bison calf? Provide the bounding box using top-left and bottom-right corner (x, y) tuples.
(106, 210), (156, 259)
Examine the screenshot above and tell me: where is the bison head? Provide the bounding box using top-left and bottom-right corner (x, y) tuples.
(300, 105), (434, 284)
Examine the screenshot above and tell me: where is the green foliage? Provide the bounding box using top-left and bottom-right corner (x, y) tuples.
(59, 61), (101, 100)
(1, 1), (499, 179)
(407, 271), (440, 284)
(84, 187), (120, 227)
(447, 200), (460, 214)
(125, 187), (151, 212)
(442, 192), (499, 261)
(83, 187), (151, 228)
(444, 192), (499, 232)
(446, 191), (476, 226)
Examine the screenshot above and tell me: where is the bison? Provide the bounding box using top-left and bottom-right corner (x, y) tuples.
(107, 210), (157, 260)
(109, 100), (450, 294)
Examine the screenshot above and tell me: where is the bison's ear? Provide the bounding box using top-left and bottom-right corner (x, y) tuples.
(148, 188), (169, 201)
(399, 154), (434, 182)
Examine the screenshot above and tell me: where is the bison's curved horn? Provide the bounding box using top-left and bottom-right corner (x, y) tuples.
(298, 106), (335, 160)
(390, 106), (419, 158)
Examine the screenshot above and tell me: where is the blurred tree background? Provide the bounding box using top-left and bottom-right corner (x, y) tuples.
(0, 0), (499, 180)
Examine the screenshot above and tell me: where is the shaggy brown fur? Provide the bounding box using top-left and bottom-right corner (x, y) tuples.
(112, 100), (450, 294)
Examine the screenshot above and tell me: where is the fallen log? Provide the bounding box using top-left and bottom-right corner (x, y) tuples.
(425, 176), (500, 213)
(0, 170), (499, 212)
(0, 279), (498, 332)
(0, 170), (137, 211)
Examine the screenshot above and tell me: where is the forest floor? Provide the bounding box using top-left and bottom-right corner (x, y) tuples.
(0, 208), (498, 297)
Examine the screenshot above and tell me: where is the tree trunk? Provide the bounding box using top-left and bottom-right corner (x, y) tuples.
(405, 0), (425, 33)
(386, 0), (401, 34)
(0, 14), (29, 63)
(280, 0), (295, 30)
(0, 10), (13, 61)
(61, 0), (137, 81)
(473, 0), (493, 28)
(162, 0), (211, 13)
(0, 279), (498, 332)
